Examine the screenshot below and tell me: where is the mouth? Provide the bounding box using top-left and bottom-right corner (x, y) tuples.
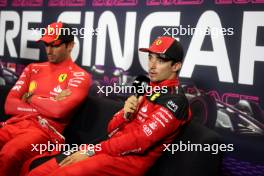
(47, 55), (54, 59)
(149, 71), (157, 77)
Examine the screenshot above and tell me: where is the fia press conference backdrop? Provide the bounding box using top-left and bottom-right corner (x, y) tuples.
(0, 0), (264, 175)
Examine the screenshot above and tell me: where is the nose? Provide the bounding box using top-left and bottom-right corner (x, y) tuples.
(149, 58), (157, 69)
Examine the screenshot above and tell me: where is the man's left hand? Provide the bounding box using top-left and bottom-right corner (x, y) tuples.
(54, 89), (72, 101)
(22, 92), (33, 103)
(59, 150), (88, 167)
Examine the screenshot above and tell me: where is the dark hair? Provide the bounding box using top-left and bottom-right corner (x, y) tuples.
(58, 23), (74, 44)
(170, 60), (181, 75)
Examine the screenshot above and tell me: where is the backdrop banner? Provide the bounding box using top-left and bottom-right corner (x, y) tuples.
(1, 0), (264, 175)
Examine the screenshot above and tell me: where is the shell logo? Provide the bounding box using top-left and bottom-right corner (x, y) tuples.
(155, 39), (162, 46)
(150, 93), (161, 101)
(58, 73), (67, 83)
(28, 81), (37, 92)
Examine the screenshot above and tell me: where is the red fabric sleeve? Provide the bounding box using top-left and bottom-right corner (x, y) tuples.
(30, 72), (92, 118)
(98, 106), (187, 156)
(4, 64), (37, 115)
(107, 96), (145, 133)
(107, 109), (127, 133)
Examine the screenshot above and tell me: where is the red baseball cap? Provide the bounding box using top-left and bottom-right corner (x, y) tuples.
(37, 22), (74, 46)
(139, 36), (184, 62)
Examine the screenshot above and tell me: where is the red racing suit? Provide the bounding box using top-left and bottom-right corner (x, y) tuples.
(0, 58), (91, 176)
(27, 78), (191, 176)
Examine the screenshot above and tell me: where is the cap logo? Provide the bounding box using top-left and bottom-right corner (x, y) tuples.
(47, 26), (55, 35)
(54, 28), (61, 41)
(155, 39), (162, 46)
(47, 24), (60, 41)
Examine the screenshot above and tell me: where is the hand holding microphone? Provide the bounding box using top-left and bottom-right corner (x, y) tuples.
(123, 75), (150, 121)
(123, 96), (143, 121)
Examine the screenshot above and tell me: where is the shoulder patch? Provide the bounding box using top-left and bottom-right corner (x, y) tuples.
(155, 94), (189, 120)
(166, 99), (178, 113)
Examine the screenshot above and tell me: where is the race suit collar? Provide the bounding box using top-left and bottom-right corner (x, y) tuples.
(150, 78), (180, 88)
(49, 58), (73, 69)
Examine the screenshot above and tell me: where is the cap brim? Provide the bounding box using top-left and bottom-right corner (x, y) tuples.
(139, 48), (172, 61)
(139, 48), (151, 52)
(36, 36), (55, 44)
(139, 48), (163, 54)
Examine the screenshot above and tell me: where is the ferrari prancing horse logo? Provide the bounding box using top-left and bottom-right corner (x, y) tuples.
(155, 39), (162, 46)
(58, 73), (67, 83)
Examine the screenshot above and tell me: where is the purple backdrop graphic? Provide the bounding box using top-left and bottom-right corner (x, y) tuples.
(0, 0), (264, 175)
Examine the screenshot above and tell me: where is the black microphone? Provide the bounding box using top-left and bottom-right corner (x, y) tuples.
(132, 75), (150, 97)
(125, 75), (150, 120)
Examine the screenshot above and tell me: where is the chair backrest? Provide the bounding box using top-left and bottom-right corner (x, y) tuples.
(146, 121), (223, 176)
(63, 96), (123, 145)
(0, 85), (12, 121)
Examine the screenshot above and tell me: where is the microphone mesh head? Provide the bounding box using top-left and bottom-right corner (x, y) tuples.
(132, 75), (150, 96)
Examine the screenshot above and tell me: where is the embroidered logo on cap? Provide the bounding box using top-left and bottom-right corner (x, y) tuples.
(47, 25), (60, 40)
(47, 27), (55, 36)
(155, 39), (162, 46)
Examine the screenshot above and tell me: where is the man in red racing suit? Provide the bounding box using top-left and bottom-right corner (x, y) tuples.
(27, 36), (191, 176)
(0, 22), (91, 176)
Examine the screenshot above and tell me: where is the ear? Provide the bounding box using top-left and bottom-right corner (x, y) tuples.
(66, 41), (75, 52)
(172, 62), (182, 72)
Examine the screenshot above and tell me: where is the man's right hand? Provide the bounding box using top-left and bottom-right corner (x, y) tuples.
(123, 95), (143, 120)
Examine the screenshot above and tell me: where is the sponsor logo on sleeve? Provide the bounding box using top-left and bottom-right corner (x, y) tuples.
(143, 125), (152, 136)
(156, 112), (169, 123)
(68, 72), (85, 87)
(159, 107), (174, 119)
(28, 81), (37, 92)
(32, 69), (39, 74)
(148, 121), (158, 130)
(166, 100), (178, 113)
(150, 93), (161, 101)
(53, 85), (62, 93)
(152, 114), (165, 127)
(141, 105), (148, 113)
